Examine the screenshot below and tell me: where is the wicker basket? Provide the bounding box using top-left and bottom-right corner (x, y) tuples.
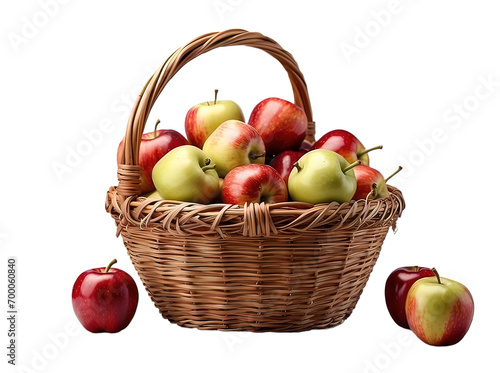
(105, 29), (405, 332)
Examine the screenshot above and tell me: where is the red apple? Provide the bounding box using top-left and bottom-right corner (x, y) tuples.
(222, 164), (288, 205)
(248, 97), (308, 156)
(385, 266), (435, 329)
(311, 129), (381, 165)
(269, 150), (306, 184)
(406, 268), (474, 346)
(185, 89), (245, 149)
(202, 120), (266, 177)
(117, 119), (189, 194)
(352, 165), (402, 200)
(72, 259), (139, 333)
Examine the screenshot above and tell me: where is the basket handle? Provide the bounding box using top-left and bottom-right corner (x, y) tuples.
(117, 29), (315, 199)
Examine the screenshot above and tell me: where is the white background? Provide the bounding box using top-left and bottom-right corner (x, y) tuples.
(1, 0), (499, 372)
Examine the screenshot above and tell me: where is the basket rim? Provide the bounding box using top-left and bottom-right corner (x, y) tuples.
(106, 184), (405, 238)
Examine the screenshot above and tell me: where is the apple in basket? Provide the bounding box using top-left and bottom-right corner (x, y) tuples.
(269, 149), (307, 184)
(352, 165), (402, 200)
(406, 268), (474, 346)
(248, 97), (308, 156)
(152, 145), (219, 203)
(221, 164), (288, 205)
(311, 129), (382, 165)
(143, 190), (162, 199)
(72, 259), (138, 333)
(202, 120), (266, 177)
(185, 89), (245, 149)
(117, 119), (189, 194)
(288, 149), (360, 204)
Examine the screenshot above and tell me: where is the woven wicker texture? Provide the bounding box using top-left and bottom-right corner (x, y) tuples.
(106, 29), (405, 332)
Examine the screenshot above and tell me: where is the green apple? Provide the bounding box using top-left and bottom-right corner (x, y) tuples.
(142, 190), (163, 199)
(288, 149), (360, 204)
(406, 268), (474, 346)
(185, 89), (245, 149)
(202, 120), (266, 177)
(152, 145), (219, 204)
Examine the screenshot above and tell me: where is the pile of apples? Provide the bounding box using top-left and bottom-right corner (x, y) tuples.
(117, 90), (402, 205)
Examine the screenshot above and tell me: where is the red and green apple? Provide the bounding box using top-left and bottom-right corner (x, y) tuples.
(248, 97), (308, 156)
(222, 164), (288, 205)
(202, 120), (266, 177)
(117, 119), (189, 194)
(311, 129), (381, 165)
(185, 90), (244, 149)
(406, 268), (474, 346)
(352, 165), (402, 200)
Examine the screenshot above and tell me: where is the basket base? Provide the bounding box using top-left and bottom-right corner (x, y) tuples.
(160, 309), (353, 333)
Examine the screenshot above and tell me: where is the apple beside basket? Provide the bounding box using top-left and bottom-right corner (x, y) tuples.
(105, 29), (405, 332)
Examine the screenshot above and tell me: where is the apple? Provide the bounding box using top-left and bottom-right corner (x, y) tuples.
(117, 119), (189, 194)
(222, 164), (288, 205)
(152, 145), (219, 204)
(142, 190), (163, 199)
(248, 97), (308, 156)
(406, 268), (474, 346)
(202, 120), (266, 177)
(269, 150), (306, 184)
(185, 89), (245, 148)
(72, 259), (139, 333)
(352, 165), (402, 200)
(385, 266), (435, 329)
(311, 129), (382, 165)
(288, 149), (360, 204)
(212, 177), (225, 203)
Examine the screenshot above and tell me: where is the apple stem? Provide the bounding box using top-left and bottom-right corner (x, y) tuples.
(202, 164), (216, 172)
(214, 89), (218, 105)
(153, 119), (160, 139)
(293, 161), (302, 172)
(358, 145), (383, 157)
(385, 166), (403, 183)
(249, 152), (266, 160)
(105, 259), (117, 273)
(342, 160), (362, 174)
(202, 159), (215, 171)
(431, 267), (442, 284)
